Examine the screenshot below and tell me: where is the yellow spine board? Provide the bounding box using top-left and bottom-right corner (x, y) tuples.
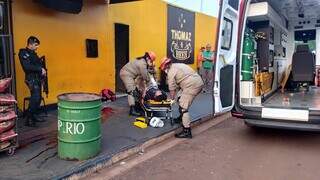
(255, 72), (273, 96)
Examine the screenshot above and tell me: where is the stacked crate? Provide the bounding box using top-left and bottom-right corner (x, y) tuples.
(0, 78), (18, 155)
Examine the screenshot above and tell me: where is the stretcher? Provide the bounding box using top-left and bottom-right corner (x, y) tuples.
(142, 99), (174, 126)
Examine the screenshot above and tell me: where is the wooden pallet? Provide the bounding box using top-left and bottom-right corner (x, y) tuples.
(280, 65), (292, 93)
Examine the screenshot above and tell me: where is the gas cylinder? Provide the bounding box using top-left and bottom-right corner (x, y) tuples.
(241, 29), (255, 81)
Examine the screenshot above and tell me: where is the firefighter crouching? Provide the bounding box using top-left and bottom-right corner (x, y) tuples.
(160, 57), (204, 139)
(120, 51), (156, 116)
(19, 36), (47, 127)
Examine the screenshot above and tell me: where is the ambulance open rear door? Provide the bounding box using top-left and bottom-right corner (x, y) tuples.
(214, 0), (240, 115)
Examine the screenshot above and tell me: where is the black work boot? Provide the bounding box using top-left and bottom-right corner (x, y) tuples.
(175, 127), (192, 139)
(129, 106), (141, 116)
(33, 116), (45, 123)
(24, 116), (37, 127)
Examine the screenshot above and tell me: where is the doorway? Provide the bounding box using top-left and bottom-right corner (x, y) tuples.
(115, 23), (129, 93)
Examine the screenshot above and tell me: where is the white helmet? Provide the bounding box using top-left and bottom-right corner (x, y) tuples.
(149, 117), (164, 128)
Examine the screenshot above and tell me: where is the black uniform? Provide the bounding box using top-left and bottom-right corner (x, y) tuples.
(18, 48), (43, 120)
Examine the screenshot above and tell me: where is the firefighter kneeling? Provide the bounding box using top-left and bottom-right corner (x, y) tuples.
(160, 57), (204, 139)
(120, 51), (156, 116)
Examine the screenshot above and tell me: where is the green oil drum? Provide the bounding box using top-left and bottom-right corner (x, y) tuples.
(241, 29), (255, 81)
(57, 93), (102, 160)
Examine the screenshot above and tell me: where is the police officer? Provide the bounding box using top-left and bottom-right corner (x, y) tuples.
(120, 51), (156, 116)
(160, 57), (204, 138)
(19, 36), (46, 127)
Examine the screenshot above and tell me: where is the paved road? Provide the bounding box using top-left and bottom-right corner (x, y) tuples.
(94, 116), (320, 180)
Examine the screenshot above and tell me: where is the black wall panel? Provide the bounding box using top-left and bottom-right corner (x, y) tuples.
(35, 0), (83, 14)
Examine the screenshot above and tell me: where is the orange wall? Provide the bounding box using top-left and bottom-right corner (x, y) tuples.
(195, 13), (218, 69)
(12, 0), (111, 107)
(12, 0), (217, 108)
(105, 0), (167, 78)
(106, 0), (218, 74)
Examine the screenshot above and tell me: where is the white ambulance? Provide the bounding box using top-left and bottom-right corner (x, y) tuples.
(215, 0), (320, 130)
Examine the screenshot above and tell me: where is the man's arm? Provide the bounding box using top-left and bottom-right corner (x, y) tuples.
(202, 51), (211, 61)
(167, 71), (178, 99)
(197, 51), (204, 68)
(204, 51), (216, 62)
(138, 61), (150, 83)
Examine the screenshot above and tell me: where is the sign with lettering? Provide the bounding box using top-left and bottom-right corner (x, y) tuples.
(167, 5), (195, 64)
(58, 120), (85, 135)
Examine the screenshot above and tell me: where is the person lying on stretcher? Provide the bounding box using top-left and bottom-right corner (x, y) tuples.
(143, 86), (168, 102)
(135, 71), (168, 103)
(133, 75), (168, 115)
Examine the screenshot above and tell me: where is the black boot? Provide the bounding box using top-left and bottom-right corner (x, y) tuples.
(24, 116), (37, 127)
(33, 116), (45, 123)
(129, 106), (141, 116)
(175, 127), (192, 139)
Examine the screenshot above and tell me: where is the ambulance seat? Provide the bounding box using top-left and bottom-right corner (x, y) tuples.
(291, 45), (315, 83)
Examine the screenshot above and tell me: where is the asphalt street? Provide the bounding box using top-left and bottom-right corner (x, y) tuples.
(92, 116), (320, 180)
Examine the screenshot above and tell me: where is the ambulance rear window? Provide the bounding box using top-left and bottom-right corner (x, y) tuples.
(221, 17), (233, 50)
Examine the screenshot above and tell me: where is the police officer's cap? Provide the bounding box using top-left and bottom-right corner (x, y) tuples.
(27, 36), (40, 45)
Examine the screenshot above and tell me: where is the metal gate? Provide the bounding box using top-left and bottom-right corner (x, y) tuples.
(0, 0), (15, 95)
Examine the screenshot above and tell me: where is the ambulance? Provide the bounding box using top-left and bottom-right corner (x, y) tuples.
(215, 0), (320, 130)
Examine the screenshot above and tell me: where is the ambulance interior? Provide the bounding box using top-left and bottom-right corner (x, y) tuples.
(240, 0), (320, 110)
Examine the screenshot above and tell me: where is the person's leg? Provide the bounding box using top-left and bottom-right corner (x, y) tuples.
(173, 96), (183, 124)
(25, 80), (42, 126)
(200, 67), (205, 81)
(207, 68), (213, 92)
(30, 81), (42, 118)
(120, 72), (141, 116)
(203, 69), (210, 92)
(175, 93), (195, 139)
(25, 82), (36, 127)
(34, 81), (44, 121)
(175, 79), (203, 138)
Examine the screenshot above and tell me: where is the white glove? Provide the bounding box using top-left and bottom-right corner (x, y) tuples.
(149, 117), (164, 128)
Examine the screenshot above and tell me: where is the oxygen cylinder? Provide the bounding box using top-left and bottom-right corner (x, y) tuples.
(241, 29), (255, 81)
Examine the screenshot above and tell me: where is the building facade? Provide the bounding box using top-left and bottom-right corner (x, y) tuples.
(2, 0), (218, 108)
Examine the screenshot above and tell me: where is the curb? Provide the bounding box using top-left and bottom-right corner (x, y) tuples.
(54, 113), (230, 180)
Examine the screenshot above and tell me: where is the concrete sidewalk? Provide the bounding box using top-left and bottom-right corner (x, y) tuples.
(0, 93), (213, 180)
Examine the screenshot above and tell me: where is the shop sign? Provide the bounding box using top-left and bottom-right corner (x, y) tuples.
(167, 5), (195, 64)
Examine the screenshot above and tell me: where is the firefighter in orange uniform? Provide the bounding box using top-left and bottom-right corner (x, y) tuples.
(120, 51), (156, 116)
(160, 57), (204, 138)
